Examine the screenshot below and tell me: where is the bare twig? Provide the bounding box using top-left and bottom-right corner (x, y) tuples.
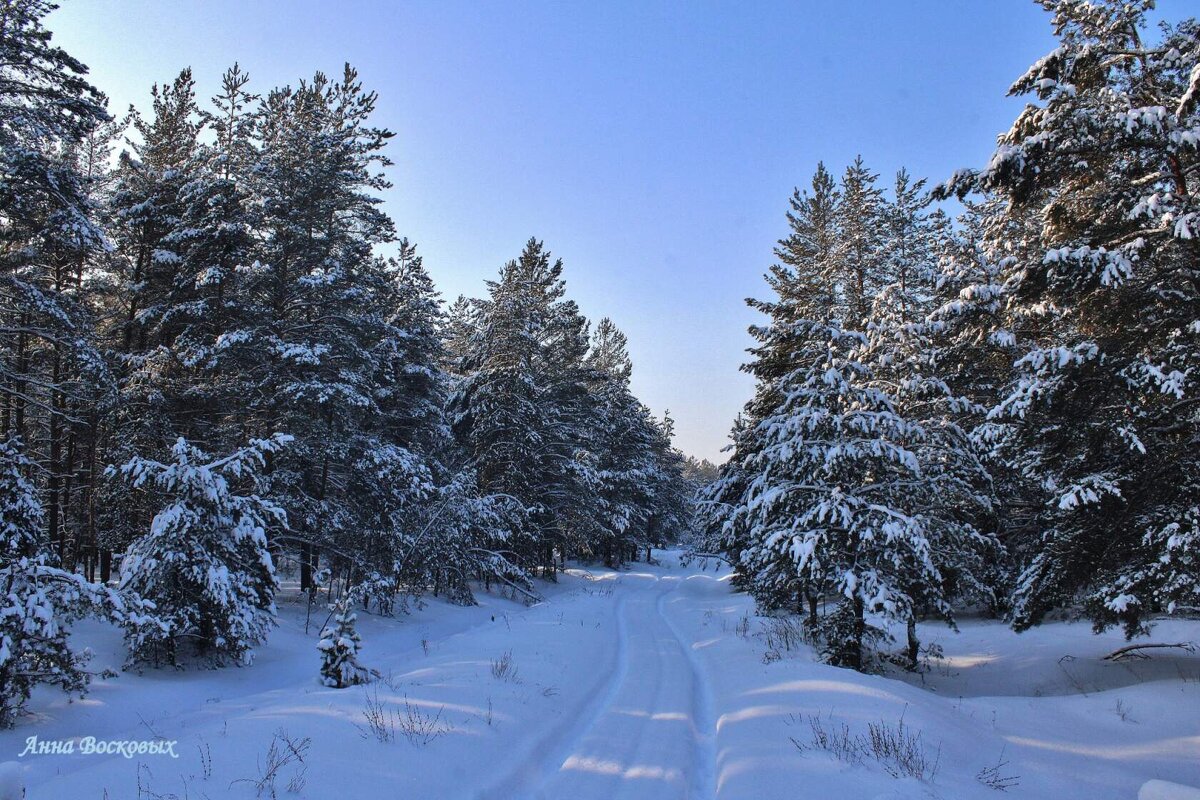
(1103, 642), (1196, 661)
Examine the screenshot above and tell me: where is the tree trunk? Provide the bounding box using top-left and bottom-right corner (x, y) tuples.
(906, 616), (920, 670)
(47, 344), (62, 560)
(851, 596), (866, 671)
(300, 541), (313, 591)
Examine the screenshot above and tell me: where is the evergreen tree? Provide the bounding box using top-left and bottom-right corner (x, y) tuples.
(101, 69), (205, 559)
(928, 198), (1043, 606)
(450, 239), (598, 575)
(699, 163), (841, 603)
(643, 411), (692, 555)
(585, 318), (648, 564)
(834, 157), (885, 328)
(0, 437), (124, 727)
(0, 0), (114, 569)
(863, 172), (999, 664)
(941, 0), (1200, 636)
(318, 601), (370, 688)
(239, 66), (406, 596)
(116, 435), (289, 666)
(709, 161), (997, 670)
(156, 65), (259, 448)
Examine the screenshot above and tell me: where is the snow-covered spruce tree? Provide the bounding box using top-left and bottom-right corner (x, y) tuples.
(0, 437), (124, 727)
(697, 163), (841, 605)
(862, 171), (1000, 665)
(116, 434), (289, 666)
(941, 0), (1200, 636)
(318, 601), (369, 688)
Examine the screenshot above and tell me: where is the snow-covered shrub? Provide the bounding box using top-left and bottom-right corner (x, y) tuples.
(318, 602), (369, 688)
(115, 435), (290, 667)
(0, 438), (126, 727)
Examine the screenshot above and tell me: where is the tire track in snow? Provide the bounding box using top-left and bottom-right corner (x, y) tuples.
(475, 591), (632, 800)
(659, 577), (719, 799)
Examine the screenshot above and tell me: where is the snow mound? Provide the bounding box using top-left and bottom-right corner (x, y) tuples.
(1141, 780), (1200, 800)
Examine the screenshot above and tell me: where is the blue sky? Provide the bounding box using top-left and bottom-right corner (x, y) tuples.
(46, 2), (1189, 461)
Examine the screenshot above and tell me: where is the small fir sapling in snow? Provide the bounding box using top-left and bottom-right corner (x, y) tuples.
(318, 602), (370, 688)
(0, 438), (126, 728)
(114, 434), (291, 668)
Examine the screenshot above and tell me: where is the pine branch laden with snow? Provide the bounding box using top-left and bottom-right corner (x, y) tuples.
(115, 434), (290, 667)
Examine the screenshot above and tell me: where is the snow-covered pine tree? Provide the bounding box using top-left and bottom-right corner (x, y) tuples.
(744, 316), (940, 671)
(0, 0), (114, 570)
(0, 437), (124, 728)
(449, 239), (599, 576)
(834, 157), (886, 329)
(435, 294), (537, 602)
(342, 242), (454, 612)
(580, 319), (688, 564)
(239, 66), (407, 597)
(941, 0), (1200, 636)
(712, 160), (989, 671)
(100, 69), (206, 560)
(116, 434), (289, 666)
(927, 198), (1044, 606)
(154, 65), (259, 448)
(108, 69), (203, 368)
(584, 318), (650, 565)
(317, 601), (369, 688)
(643, 411), (692, 556)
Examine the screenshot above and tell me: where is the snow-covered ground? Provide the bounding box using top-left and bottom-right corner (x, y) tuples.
(2, 551), (1198, 799)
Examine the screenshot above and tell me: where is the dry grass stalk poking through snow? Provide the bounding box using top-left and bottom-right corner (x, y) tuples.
(790, 709), (941, 782)
(358, 687), (453, 746)
(491, 650), (520, 682)
(229, 728), (310, 800)
(975, 746), (1021, 792)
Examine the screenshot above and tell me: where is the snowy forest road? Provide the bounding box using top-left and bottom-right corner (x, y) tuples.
(479, 570), (719, 800)
(6, 552), (1198, 800)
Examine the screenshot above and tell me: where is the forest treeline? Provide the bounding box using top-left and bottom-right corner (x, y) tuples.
(0, 0), (702, 724)
(699, 1), (1200, 672)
